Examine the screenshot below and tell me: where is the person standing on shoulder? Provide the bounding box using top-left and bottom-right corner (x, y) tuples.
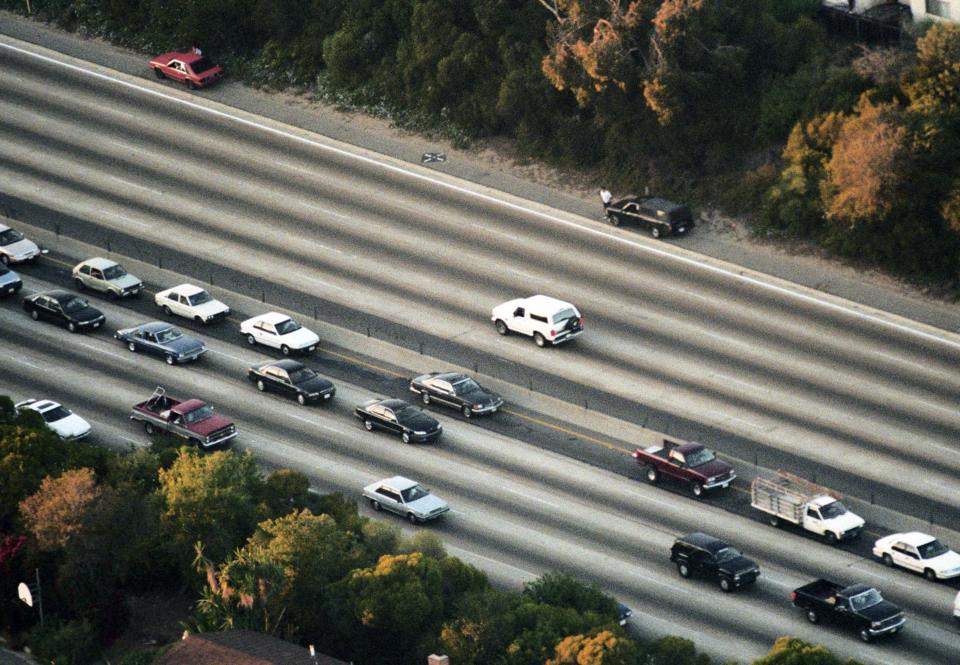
(600, 188), (612, 215)
(191, 44), (202, 56)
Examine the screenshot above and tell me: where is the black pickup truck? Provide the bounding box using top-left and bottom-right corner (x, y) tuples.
(791, 579), (905, 643)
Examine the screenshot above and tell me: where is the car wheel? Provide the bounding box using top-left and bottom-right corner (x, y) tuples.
(0, 255), (8, 265)
(246, 334), (256, 346)
(767, 515), (780, 527)
(194, 316), (203, 324)
(421, 392), (431, 405)
(153, 67), (165, 79)
(533, 332), (546, 348)
(606, 213), (619, 226)
(363, 420), (374, 432)
(677, 563), (690, 578)
(645, 466), (659, 484)
(370, 499), (381, 511)
(30, 309), (39, 320)
(186, 79), (196, 90)
(923, 568), (937, 581)
(651, 227), (661, 239)
(719, 577), (732, 593)
(165, 355), (175, 366)
(144, 422), (155, 435)
(462, 405), (472, 418)
(859, 628), (872, 643)
(690, 482), (704, 498)
(882, 553), (894, 567)
(256, 380), (266, 392)
(806, 609), (819, 624)
(407, 513), (418, 525)
(297, 393), (306, 406)
(109, 290), (119, 300)
(401, 432), (411, 444)
(74, 278), (85, 290)
(162, 305), (173, 316)
(127, 341), (137, 353)
(67, 321), (78, 333)
(281, 344), (291, 356)
(824, 532), (839, 545)
(495, 319), (509, 336)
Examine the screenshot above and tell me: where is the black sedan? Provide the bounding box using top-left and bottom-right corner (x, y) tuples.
(409, 372), (503, 418)
(248, 359), (336, 405)
(22, 290), (105, 333)
(354, 398), (442, 444)
(115, 321), (206, 365)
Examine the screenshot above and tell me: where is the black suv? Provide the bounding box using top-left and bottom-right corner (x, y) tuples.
(605, 197), (693, 238)
(670, 532), (760, 592)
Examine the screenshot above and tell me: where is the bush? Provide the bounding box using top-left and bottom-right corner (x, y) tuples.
(27, 618), (100, 665)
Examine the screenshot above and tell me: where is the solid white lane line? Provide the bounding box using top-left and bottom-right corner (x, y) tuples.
(5, 40), (958, 351)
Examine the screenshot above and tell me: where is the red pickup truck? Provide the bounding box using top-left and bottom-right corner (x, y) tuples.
(130, 386), (237, 448)
(632, 439), (736, 497)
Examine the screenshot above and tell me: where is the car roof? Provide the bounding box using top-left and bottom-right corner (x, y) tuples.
(255, 312), (292, 324)
(172, 399), (206, 414)
(678, 532), (727, 552)
(810, 495), (840, 508)
(78, 256), (119, 270)
(379, 398), (410, 410)
(139, 321), (175, 333)
(890, 531), (937, 546)
(20, 399), (60, 413)
(0, 224), (10, 232)
(523, 294), (576, 312)
(169, 283), (205, 296)
(433, 372), (467, 383)
(379, 476), (418, 491)
(640, 197), (686, 212)
(41, 289), (79, 303)
(268, 359), (305, 372)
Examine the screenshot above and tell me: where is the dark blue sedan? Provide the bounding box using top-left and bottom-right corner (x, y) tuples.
(114, 321), (206, 365)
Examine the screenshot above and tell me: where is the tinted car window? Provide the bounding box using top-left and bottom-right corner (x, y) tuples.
(103, 265), (127, 280)
(394, 405), (419, 420)
(453, 379), (480, 395)
(155, 328), (182, 343)
(183, 405), (213, 424)
(918, 539), (949, 559)
(289, 368), (316, 383)
(190, 57), (215, 73)
(685, 448), (716, 467)
(552, 308), (577, 324)
(819, 501), (848, 519)
(62, 297), (90, 313)
(188, 291), (213, 306)
(276, 319), (301, 335)
(0, 229), (24, 245)
(714, 546), (741, 563)
(41, 406), (72, 423)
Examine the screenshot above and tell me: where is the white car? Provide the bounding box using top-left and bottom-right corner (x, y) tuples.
(72, 257), (142, 298)
(954, 590), (959, 624)
(362, 476), (449, 524)
(240, 312), (319, 355)
(491, 295), (584, 347)
(155, 283), (230, 323)
(0, 225), (44, 265)
(873, 531), (960, 581)
(15, 399), (92, 440)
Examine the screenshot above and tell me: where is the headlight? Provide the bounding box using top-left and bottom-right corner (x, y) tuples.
(707, 476), (717, 483)
(733, 574), (741, 580)
(473, 403), (482, 409)
(414, 431), (426, 436)
(871, 621), (882, 628)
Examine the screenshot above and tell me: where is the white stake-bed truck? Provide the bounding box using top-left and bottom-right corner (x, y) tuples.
(751, 471), (864, 544)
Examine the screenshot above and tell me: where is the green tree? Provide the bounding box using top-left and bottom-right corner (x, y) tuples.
(523, 571), (619, 621)
(751, 636), (864, 665)
(158, 449), (264, 566)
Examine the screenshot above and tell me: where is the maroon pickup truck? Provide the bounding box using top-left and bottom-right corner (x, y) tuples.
(632, 439), (735, 497)
(130, 386), (237, 448)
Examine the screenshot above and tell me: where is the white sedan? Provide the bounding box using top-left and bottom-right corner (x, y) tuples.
(873, 531), (960, 581)
(240, 312), (319, 355)
(363, 476), (449, 524)
(155, 283), (230, 323)
(15, 399), (92, 440)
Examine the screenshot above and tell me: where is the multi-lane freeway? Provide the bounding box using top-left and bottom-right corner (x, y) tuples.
(2, 31), (959, 664)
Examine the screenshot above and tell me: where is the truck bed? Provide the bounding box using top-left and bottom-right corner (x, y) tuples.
(793, 578), (843, 604)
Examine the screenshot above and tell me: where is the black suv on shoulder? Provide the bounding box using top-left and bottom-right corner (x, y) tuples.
(605, 197), (693, 238)
(670, 532), (760, 592)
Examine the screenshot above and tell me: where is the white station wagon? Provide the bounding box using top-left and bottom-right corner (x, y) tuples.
(155, 283), (230, 323)
(72, 257), (142, 298)
(240, 312), (319, 355)
(491, 295), (584, 347)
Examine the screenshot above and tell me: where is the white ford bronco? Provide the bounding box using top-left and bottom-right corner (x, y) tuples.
(491, 295), (583, 347)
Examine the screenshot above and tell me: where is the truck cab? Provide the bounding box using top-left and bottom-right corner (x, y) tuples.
(801, 496), (864, 542)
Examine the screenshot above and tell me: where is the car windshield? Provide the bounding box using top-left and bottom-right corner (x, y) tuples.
(819, 501), (848, 519)
(102, 264), (127, 280)
(42, 406), (72, 423)
(289, 368), (317, 383)
(917, 539), (950, 559)
(0, 229), (24, 245)
(155, 328), (182, 344)
(401, 485), (429, 503)
(684, 447), (716, 467)
(713, 546), (741, 563)
(552, 308), (578, 324)
(183, 405), (213, 423)
(394, 405), (419, 420)
(0, 266), (9, 275)
(453, 379), (481, 395)
(849, 589), (883, 611)
(62, 297), (89, 313)
(275, 319), (301, 335)
(190, 57), (215, 73)
(187, 291), (213, 306)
